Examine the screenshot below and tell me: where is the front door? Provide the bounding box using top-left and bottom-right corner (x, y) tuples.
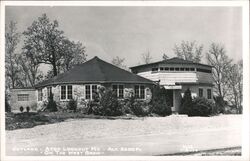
(166, 89), (174, 107)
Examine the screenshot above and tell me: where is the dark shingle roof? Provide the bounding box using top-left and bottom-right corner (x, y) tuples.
(35, 56), (154, 88)
(130, 57), (212, 69)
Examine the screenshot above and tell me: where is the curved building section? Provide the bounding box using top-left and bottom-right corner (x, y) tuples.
(130, 57), (214, 113)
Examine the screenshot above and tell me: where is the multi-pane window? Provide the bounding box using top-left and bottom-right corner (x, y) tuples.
(155, 67), (198, 72)
(199, 88), (203, 97)
(135, 85), (140, 98)
(92, 85), (98, 99)
(67, 85), (73, 99)
(207, 89), (212, 99)
(134, 85), (145, 99)
(85, 85), (98, 100)
(85, 85), (91, 99)
(118, 85), (124, 98)
(140, 86), (145, 99)
(151, 68), (158, 72)
(61, 85), (73, 100)
(165, 67), (169, 71)
(112, 85), (124, 98)
(38, 89), (43, 101)
(61, 86), (66, 100)
(18, 94), (29, 101)
(47, 87), (52, 98)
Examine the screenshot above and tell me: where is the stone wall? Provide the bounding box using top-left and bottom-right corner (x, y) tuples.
(37, 83), (153, 110)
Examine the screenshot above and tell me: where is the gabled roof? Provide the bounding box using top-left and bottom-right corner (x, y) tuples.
(130, 57), (212, 69)
(35, 56), (154, 88)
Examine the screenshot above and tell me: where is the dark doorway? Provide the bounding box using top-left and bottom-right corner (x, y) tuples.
(166, 89), (174, 107)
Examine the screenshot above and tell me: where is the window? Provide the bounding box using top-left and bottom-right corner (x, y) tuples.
(85, 85), (91, 99)
(165, 67), (169, 71)
(197, 68), (212, 73)
(61, 86), (66, 100)
(207, 89), (212, 99)
(47, 87), (52, 98)
(190, 68), (195, 71)
(134, 85), (145, 99)
(92, 85), (98, 94)
(118, 85), (124, 98)
(160, 67), (164, 71)
(175, 67), (180, 71)
(152, 68), (158, 72)
(60, 85), (73, 100)
(199, 88), (203, 97)
(140, 86), (145, 99)
(18, 94), (29, 101)
(185, 68), (190, 71)
(85, 84), (98, 100)
(38, 89), (43, 101)
(170, 67), (174, 71)
(112, 85), (124, 98)
(67, 85), (73, 99)
(180, 68), (185, 71)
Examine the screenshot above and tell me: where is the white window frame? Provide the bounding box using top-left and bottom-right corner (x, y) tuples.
(134, 85), (146, 100)
(112, 84), (124, 99)
(85, 84), (98, 100)
(60, 85), (73, 101)
(198, 88), (203, 97)
(17, 94), (29, 101)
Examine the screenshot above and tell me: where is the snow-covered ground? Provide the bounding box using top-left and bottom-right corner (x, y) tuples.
(6, 114), (242, 156)
(6, 114), (241, 141)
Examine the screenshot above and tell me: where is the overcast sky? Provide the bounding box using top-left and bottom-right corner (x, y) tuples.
(6, 6), (242, 68)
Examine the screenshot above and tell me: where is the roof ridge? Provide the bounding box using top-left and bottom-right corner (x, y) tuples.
(95, 57), (108, 81)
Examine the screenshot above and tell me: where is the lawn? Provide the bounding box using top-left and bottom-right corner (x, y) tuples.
(5, 112), (135, 130)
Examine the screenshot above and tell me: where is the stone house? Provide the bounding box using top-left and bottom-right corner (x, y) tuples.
(130, 57), (214, 113)
(32, 56), (155, 111)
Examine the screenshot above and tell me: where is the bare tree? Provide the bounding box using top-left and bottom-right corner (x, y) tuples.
(162, 53), (169, 60)
(111, 56), (127, 70)
(5, 21), (21, 88)
(174, 41), (203, 63)
(227, 60), (243, 113)
(18, 52), (42, 87)
(206, 43), (233, 100)
(141, 51), (152, 64)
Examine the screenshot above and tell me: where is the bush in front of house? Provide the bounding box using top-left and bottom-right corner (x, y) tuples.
(89, 88), (123, 116)
(179, 88), (193, 115)
(213, 96), (227, 114)
(150, 86), (172, 116)
(46, 92), (57, 112)
(130, 99), (151, 117)
(189, 97), (215, 116)
(67, 99), (77, 112)
(5, 96), (11, 112)
(26, 106), (30, 113)
(20, 106), (24, 113)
